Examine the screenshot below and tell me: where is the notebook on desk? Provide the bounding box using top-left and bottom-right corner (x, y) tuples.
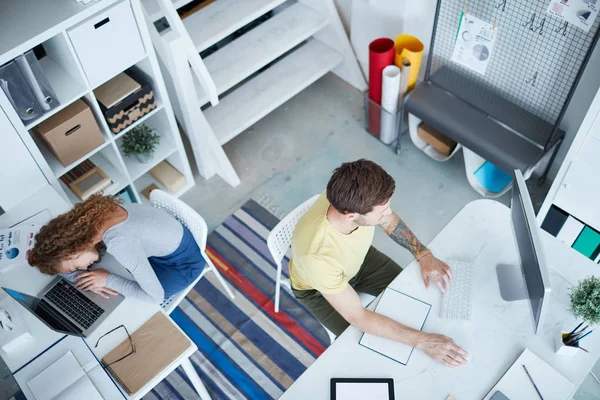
(27, 351), (102, 400)
(359, 288), (431, 365)
(482, 348), (574, 400)
(102, 312), (191, 395)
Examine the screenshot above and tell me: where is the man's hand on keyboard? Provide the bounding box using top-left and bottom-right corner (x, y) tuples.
(420, 254), (452, 292)
(75, 269), (118, 299)
(416, 333), (469, 367)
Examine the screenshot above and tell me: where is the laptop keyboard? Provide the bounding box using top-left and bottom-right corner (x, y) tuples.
(45, 280), (105, 329)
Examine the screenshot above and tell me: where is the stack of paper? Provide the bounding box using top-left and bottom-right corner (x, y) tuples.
(27, 351), (102, 400)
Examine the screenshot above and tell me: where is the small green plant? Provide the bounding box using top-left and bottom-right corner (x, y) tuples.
(121, 124), (160, 157)
(570, 276), (600, 325)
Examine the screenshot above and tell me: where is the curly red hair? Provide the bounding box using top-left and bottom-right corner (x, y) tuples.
(28, 194), (122, 275)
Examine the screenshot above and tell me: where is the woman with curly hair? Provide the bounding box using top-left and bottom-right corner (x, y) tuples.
(28, 194), (205, 304)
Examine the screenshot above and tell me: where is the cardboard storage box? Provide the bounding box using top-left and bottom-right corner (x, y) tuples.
(149, 161), (186, 192)
(95, 71), (156, 134)
(417, 123), (457, 157)
(34, 99), (104, 167)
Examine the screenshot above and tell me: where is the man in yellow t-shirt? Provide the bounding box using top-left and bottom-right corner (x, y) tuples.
(289, 159), (468, 367)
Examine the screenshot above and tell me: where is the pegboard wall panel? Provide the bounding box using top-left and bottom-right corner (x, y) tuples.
(429, 0), (600, 125)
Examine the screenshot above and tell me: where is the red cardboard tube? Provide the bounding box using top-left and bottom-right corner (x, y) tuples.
(368, 38), (395, 136)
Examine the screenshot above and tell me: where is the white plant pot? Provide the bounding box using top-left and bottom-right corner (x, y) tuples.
(136, 153), (154, 164)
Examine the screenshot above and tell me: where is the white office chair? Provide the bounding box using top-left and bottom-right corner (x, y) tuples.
(267, 194), (374, 344)
(267, 194), (320, 314)
(150, 189), (235, 315)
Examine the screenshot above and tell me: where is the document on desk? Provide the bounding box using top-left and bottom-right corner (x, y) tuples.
(483, 349), (574, 400)
(359, 288), (431, 365)
(27, 351), (103, 400)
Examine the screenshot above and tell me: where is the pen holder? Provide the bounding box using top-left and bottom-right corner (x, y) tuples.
(556, 331), (581, 356)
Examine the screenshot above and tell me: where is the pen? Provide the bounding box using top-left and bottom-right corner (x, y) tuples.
(565, 325), (588, 343)
(579, 346), (590, 354)
(523, 365), (544, 400)
(567, 322), (584, 337)
(565, 329), (586, 345)
(571, 330), (593, 346)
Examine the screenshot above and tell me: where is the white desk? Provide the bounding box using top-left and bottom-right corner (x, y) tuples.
(0, 187), (209, 400)
(281, 199), (600, 400)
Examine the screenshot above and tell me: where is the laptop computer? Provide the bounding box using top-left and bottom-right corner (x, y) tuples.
(2, 277), (124, 337)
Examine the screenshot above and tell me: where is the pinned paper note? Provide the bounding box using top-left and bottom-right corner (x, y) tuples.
(451, 13), (498, 75)
(547, 0), (598, 33)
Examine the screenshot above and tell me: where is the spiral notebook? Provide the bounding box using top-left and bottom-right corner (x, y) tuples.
(102, 312), (191, 395)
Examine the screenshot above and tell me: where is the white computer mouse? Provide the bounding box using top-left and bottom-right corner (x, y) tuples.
(0, 309), (14, 332)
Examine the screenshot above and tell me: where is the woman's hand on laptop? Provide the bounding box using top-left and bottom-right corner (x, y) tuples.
(420, 254), (452, 292)
(75, 269), (118, 299)
(416, 333), (469, 367)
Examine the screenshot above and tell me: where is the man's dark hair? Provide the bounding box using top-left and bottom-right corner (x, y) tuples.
(326, 159), (395, 215)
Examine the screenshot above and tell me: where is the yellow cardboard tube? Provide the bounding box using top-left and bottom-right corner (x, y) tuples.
(394, 34), (424, 92)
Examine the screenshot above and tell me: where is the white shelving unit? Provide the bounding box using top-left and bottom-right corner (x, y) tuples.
(0, 0), (194, 206)
(539, 87), (600, 235)
(144, 0), (366, 187)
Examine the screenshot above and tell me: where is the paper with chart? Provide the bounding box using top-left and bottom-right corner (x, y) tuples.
(547, 0), (598, 33)
(0, 225), (39, 271)
(27, 351), (103, 400)
(451, 13), (498, 75)
(359, 288), (431, 365)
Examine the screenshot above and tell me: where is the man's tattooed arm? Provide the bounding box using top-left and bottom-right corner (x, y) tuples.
(379, 213), (431, 260)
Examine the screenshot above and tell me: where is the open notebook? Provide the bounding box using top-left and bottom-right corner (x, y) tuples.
(359, 288), (431, 365)
(27, 351), (102, 400)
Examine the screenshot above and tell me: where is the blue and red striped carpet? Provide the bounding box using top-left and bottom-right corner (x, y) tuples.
(143, 200), (329, 400)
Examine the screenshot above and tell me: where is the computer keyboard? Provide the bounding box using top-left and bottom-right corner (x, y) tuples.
(45, 280), (104, 329)
(440, 260), (474, 322)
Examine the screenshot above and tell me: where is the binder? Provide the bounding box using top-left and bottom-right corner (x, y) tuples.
(15, 51), (58, 112)
(102, 312), (191, 395)
(0, 60), (43, 122)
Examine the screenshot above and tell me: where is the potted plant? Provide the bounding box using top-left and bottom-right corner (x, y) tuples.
(121, 124), (160, 164)
(570, 276), (600, 325)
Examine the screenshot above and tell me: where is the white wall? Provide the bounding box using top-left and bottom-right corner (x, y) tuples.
(332, 0), (352, 34)
(333, 0), (600, 182)
(551, 43), (600, 180)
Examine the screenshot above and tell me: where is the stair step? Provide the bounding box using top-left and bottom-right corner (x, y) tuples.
(204, 39), (343, 145)
(184, 0), (288, 53)
(194, 2), (329, 105)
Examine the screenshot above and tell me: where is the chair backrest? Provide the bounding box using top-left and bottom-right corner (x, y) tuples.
(267, 194), (320, 265)
(150, 189), (208, 251)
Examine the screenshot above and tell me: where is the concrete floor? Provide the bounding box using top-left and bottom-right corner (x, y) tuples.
(180, 72), (598, 398)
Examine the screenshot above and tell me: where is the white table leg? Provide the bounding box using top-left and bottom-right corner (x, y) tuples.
(181, 357), (212, 400)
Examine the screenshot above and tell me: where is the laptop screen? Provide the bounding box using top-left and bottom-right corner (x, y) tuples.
(2, 288), (83, 337)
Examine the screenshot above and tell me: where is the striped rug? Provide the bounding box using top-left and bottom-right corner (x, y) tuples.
(143, 200), (329, 400)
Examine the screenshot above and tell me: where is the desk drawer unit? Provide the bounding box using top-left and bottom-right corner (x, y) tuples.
(67, 0), (145, 87)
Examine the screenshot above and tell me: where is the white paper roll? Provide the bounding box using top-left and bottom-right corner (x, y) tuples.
(380, 65), (401, 145)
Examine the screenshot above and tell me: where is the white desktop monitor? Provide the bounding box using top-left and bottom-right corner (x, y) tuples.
(496, 170), (551, 335)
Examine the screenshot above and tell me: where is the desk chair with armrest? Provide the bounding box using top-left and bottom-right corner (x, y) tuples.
(267, 194), (374, 344)
(150, 189), (235, 315)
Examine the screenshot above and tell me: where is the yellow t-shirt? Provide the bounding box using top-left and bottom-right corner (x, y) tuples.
(289, 193), (375, 294)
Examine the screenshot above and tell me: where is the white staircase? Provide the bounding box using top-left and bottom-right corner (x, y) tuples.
(142, 0), (366, 186)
